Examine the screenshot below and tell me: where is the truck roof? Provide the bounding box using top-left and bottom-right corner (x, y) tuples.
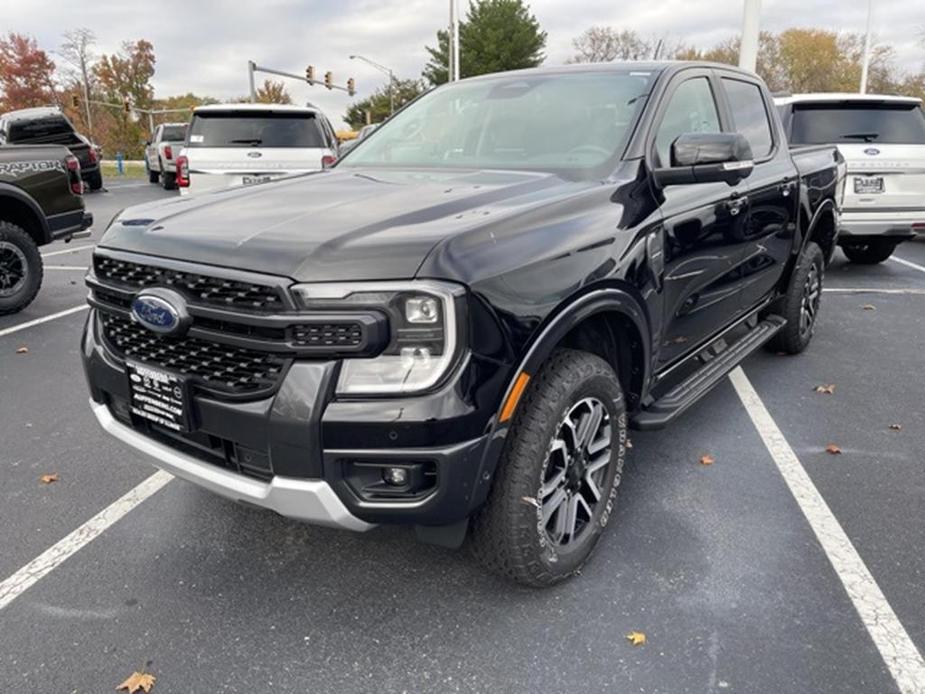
(458, 60), (761, 83)
(192, 103), (322, 114)
(0, 106), (67, 121)
(775, 92), (922, 106)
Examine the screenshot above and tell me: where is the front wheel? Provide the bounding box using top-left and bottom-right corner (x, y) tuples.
(0, 221), (43, 315)
(767, 241), (824, 354)
(841, 240), (896, 264)
(470, 348), (627, 587)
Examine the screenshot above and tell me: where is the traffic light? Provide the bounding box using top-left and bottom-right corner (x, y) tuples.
(324, 71), (333, 90)
(347, 78), (356, 97)
(123, 97), (131, 114)
(71, 94), (80, 109)
(306, 65), (315, 83)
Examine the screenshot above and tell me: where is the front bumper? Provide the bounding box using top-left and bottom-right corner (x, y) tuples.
(838, 209), (925, 240)
(82, 309), (504, 530)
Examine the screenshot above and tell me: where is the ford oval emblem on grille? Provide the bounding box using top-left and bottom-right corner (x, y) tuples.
(864, 147), (880, 156)
(130, 289), (189, 336)
(247, 151), (262, 158)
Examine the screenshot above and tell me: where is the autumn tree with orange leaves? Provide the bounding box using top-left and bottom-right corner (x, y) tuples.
(0, 33), (58, 111)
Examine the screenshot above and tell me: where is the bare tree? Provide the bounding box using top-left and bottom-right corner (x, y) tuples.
(58, 28), (96, 139)
(567, 27), (652, 63)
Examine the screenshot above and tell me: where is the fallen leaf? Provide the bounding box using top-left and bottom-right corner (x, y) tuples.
(116, 671), (156, 693)
(825, 443), (842, 455)
(626, 631), (647, 646)
(862, 304), (876, 311)
(39, 473), (59, 484)
(625, 439), (633, 449)
(672, 336), (688, 344)
(520, 496), (540, 509)
(889, 424), (902, 432)
(814, 384), (836, 394)
(699, 454), (715, 466)
(16, 346), (28, 354)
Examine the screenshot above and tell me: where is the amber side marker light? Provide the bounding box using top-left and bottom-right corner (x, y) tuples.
(499, 372), (531, 423)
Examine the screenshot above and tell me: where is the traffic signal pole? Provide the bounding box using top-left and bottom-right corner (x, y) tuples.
(247, 61), (356, 101)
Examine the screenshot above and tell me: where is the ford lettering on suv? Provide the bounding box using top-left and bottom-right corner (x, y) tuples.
(83, 63), (843, 586)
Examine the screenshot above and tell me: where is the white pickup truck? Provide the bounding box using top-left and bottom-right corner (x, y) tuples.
(175, 104), (339, 196)
(144, 122), (189, 190)
(777, 93), (925, 263)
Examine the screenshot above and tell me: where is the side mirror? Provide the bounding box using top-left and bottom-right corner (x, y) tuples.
(654, 133), (754, 187)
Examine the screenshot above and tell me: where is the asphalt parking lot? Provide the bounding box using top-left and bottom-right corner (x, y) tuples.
(1, 180), (923, 693)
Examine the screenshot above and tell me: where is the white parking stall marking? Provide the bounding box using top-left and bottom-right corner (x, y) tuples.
(41, 244), (95, 258)
(729, 367), (925, 694)
(890, 255), (925, 275)
(0, 305), (89, 338)
(0, 471), (173, 612)
(824, 287), (925, 295)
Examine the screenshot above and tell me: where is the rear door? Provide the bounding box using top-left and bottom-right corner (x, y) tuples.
(648, 69), (752, 368)
(787, 100), (925, 215)
(717, 74), (798, 311)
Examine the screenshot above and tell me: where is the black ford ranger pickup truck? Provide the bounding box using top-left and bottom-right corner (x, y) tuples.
(82, 63), (843, 586)
(1, 143), (92, 314)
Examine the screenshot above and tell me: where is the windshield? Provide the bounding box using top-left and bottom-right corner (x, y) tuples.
(162, 125), (188, 141)
(789, 102), (925, 145)
(340, 70), (653, 178)
(187, 112), (325, 148)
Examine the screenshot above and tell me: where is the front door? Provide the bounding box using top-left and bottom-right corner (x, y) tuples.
(650, 72), (752, 369)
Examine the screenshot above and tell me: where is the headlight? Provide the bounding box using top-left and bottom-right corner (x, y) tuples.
(291, 281), (464, 395)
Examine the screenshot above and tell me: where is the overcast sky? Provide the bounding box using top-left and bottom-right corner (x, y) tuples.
(7, 0), (925, 126)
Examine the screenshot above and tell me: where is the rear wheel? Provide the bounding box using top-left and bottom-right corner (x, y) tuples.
(470, 348), (627, 587)
(767, 241), (824, 354)
(161, 168), (177, 190)
(841, 240), (896, 264)
(0, 221), (43, 315)
(88, 170), (103, 191)
(148, 167), (159, 184)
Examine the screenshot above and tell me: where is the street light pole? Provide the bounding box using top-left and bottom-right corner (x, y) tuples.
(349, 54), (396, 115)
(860, 0), (873, 94)
(738, 0), (761, 73)
(450, 0), (460, 81)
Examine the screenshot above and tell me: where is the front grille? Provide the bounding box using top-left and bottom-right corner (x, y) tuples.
(102, 313), (287, 395)
(292, 322), (364, 348)
(94, 256), (285, 311)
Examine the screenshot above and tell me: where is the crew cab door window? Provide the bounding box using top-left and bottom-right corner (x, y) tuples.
(722, 78), (773, 157)
(654, 77), (721, 166)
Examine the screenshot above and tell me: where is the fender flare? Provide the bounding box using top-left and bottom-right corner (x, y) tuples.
(800, 197), (838, 258)
(469, 285), (652, 510)
(0, 183), (51, 244)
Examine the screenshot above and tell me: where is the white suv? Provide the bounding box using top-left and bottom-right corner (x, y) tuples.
(176, 103), (338, 196)
(776, 93), (925, 263)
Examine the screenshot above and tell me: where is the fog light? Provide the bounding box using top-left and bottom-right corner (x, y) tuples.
(383, 467), (409, 486)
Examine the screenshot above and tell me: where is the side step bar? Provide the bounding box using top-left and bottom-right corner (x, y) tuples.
(631, 315), (786, 431)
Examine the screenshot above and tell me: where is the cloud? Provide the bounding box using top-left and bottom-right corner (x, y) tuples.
(6, 0), (925, 127)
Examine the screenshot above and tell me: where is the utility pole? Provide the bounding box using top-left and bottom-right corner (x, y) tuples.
(860, 0), (873, 94)
(449, 0), (460, 82)
(248, 60), (257, 102)
(738, 0), (761, 73)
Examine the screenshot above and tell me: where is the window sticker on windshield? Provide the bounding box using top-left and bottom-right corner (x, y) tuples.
(189, 134), (204, 143)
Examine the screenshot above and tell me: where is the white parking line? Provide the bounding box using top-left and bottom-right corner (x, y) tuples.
(824, 287), (925, 295)
(0, 305), (88, 338)
(890, 255), (925, 275)
(41, 244), (95, 258)
(729, 367), (925, 694)
(0, 471), (173, 612)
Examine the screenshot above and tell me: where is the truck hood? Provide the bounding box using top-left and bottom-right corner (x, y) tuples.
(99, 168), (589, 281)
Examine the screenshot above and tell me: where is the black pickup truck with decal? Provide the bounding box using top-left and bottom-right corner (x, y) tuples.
(0, 144), (92, 314)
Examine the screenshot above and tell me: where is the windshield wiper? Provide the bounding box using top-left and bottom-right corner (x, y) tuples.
(841, 133), (879, 142)
(230, 138), (262, 145)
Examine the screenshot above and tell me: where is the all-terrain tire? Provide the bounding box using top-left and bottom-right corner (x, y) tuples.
(767, 241), (824, 354)
(0, 221), (43, 315)
(470, 348), (628, 587)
